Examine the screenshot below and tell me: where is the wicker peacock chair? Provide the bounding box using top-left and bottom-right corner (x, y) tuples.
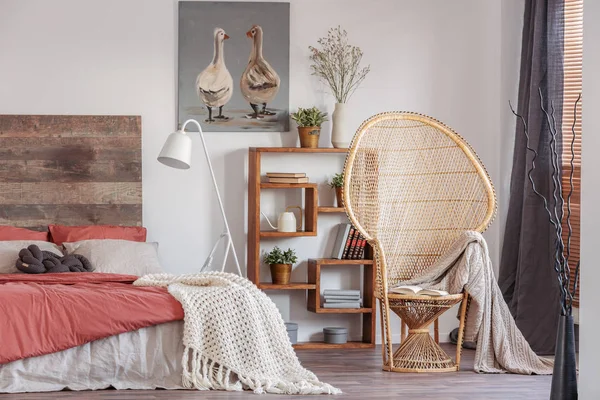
(343, 112), (496, 372)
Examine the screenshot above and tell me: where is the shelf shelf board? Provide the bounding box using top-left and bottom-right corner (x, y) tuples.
(260, 182), (318, 189)
(258, 282), (316, 290)
(252, 147), (348, 154)
(308, 307), (373, 314)
(317, 206), (346, 213)
(260, 230), (317, 238)
(293, 341), (375, 349)
(310, 258), (374, 265)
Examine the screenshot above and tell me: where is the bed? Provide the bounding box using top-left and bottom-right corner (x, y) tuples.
(0, 323), (185, 392)
(0, 115), (186, 393)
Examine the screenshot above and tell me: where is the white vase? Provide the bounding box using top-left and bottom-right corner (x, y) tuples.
(331, 103), (351, 148)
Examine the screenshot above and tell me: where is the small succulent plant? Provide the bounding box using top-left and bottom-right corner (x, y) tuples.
(291, 107), (328, 128)
(329, 173), (344, 188)
(264, 246), (298, 265)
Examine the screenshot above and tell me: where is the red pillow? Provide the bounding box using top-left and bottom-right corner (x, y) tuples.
(48, 225), (147, 245)
(0, 226), (49, 241)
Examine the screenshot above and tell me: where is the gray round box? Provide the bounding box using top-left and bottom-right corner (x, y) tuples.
(323, 327), (348, 344)
(285, 322), (298, 344)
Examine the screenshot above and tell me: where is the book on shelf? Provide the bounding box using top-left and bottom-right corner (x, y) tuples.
(330, 223), (352, 259)
(323, 294), (361, 301)
(351, 233), (365, 259)
(348, 231), (360, 259)
(325, 298), (363, 304)
(389, 285), (449, 296)
(330, 223), (369, 260)
(323, 289), (361, 297)
(322, 302), (362, 309)
(341, 226), (356, 259)
(357, 235), (367, 259)
(267, 177), (309, 184)
(349, 233), (359, 259)
(266, 172), (306, 178)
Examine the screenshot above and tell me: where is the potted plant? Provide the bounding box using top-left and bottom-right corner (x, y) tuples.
(291, 107), (328, 149)
(329, 173), (344, 208)
(309, 26), (370, 148)
(264, 246), (298, 285)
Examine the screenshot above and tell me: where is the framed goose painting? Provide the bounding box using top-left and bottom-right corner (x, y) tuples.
(178, 1), (290, 132)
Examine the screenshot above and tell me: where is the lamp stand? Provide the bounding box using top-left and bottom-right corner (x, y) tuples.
(181, 119), (243, 276)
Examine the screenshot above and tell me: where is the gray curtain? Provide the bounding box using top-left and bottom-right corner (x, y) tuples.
(499, 0), (564, 356)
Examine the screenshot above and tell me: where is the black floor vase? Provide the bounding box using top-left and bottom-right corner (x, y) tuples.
(550, 315), (578, 400)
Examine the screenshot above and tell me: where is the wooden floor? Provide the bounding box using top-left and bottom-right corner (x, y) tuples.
(1, 344), (551, 400)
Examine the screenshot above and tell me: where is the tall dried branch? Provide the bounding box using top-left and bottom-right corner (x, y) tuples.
(565, 94), (581, 274)
(509, 100), (567, 315)
(539, 92), (570, 296)
(510, 91), (582, 316)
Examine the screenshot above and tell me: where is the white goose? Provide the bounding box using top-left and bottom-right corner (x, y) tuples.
(240, 25), (280, 119)
(196, 28), (233, 122)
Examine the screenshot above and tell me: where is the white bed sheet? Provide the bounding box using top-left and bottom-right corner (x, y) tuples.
(0, 321), (185, 393)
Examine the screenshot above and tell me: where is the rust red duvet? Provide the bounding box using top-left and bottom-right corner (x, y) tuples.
(0, 273), (184, 364)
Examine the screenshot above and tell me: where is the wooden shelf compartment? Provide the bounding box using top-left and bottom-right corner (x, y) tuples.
(293, 341), (375, 349)
(317, 206), (346, 213)
(251, 147), (348, 154)
(256, 184), (318, 238)
(258, 282), (316, 290)
(307, 257), (376, 319)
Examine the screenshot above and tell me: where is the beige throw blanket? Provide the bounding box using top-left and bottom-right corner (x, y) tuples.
(135, 272), (341, 394)
(401, 231), (553, 374)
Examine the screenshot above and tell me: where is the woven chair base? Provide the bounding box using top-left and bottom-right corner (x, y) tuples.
(385, 294), (465, 373)
(386, 332), (458, 373)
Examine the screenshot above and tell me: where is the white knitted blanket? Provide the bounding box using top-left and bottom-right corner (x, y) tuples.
(134, 272), (341, 394)
(401, 231), (553, 374)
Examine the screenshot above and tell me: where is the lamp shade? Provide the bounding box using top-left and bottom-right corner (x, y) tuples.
(157, 130), (192, 169)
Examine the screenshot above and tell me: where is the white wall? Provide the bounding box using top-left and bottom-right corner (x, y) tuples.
(0, 0), (508, 343)
(580, 0), (600, 397)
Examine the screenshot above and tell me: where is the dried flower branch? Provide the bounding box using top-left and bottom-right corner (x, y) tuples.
(309, 26), (370, 103)
(509, 91), (582, 316)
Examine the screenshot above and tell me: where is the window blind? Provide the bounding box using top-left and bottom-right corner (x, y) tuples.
(561, 0), (583, 307)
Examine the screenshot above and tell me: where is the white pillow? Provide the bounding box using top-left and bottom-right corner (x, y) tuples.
(63, 239), (163, 276)
(0, 241), (63, 274)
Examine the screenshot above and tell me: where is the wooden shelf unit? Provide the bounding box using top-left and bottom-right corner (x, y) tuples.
(248, 147), (377, 350)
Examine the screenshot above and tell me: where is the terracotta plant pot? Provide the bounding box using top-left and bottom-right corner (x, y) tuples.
(270, 263), (292, 285)
(298, 126), (321, 148)
(335, 186), (343, 208)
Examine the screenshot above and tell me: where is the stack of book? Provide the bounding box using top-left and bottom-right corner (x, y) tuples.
(330, 223), (367, 260)
(266, 172), (309, 184)
(322, 289), (362, 309)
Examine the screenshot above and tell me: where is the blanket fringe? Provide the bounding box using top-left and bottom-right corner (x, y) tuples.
(182, 346), (341, 395)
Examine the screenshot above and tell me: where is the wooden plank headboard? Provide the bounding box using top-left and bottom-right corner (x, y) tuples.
(0, 115), (142, 230)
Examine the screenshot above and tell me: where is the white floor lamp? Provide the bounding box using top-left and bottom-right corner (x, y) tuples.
(157, 119), (243, 276)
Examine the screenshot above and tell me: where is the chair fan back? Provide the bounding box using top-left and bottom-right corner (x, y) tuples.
(343, 112), (496, 298)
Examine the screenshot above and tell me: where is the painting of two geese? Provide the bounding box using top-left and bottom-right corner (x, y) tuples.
(178, 1), (290, 132)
